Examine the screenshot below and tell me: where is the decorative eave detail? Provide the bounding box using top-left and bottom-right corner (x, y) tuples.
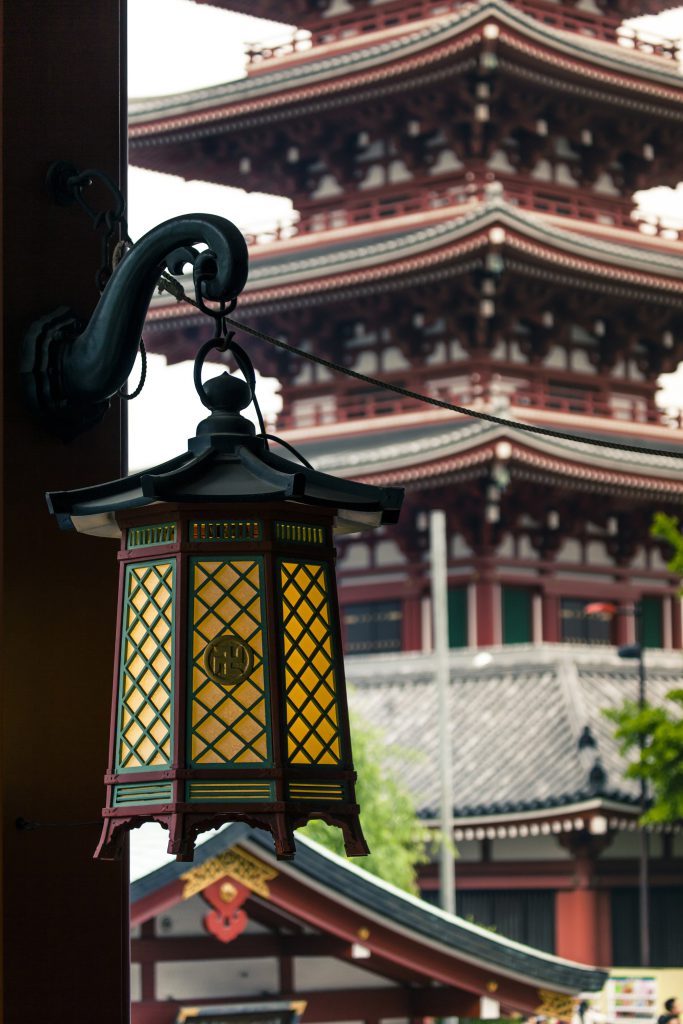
(129, 0), (683, 143)
(310, 425), (683, 499)
(131, 823), (608, 997)
(144, 202), (683, 333)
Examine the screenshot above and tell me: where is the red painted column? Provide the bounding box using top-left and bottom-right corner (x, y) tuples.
(476, 577), (497, 645)
(555, 888), (612, 966)
(615, 602), (631, 647)
(555, 850), (612, 966)
(542, 592), (560, 642)
(403, 591), (423, 651)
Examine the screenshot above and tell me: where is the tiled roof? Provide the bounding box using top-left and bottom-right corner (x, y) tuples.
(145, 202), (683, 329)
(293, 416), (683, 490)
(345, 644), (683, 818)
(130, 820), (608, 993)
(129, 0), (683, 130)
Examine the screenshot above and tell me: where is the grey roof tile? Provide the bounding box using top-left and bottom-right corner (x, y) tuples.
(346, 645), (682, 816)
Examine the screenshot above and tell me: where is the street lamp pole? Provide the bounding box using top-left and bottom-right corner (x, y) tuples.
(586, 599), (650, 967)
(430, 509), (456, 915)
(634, 606), (651, 969)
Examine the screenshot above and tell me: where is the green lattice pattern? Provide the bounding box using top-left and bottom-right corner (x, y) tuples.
(190, 559), (270, 765)
(117, 561), (174, 770)
(280, 561), (342, 765)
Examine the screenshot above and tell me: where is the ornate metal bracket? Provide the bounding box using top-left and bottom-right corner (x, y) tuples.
(21, 207), (249, 439)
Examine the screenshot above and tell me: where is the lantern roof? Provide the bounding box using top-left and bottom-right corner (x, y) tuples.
(46, 371), (403, 538)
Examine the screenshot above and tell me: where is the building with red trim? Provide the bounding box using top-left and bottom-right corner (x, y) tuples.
(130, 822), (606, 1023)
(129, 0), (683, 972)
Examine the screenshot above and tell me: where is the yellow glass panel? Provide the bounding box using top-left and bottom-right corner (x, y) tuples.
(288, 682), (306, 710)
(117, 561), (174, 770)
(149, 719), (167, 743)
(317, 718), (337, 744)
(122, 721), (143, 747)
(318, 747), (339, 765)
(196, 578), (223, 606)
(138, 703), (155, 728)
(152, 618), (171, 643)
(280, 560), (342, 766)
(190, 558), (269, 766)
(151, 651), (169, 677)
(140, 635), (157, 660)
(289, 717), (309, 743)
(130, 621), (146, 644)
(136, 736), (155, 762)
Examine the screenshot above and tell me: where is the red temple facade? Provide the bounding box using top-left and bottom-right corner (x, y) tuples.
(129, 0), (683, 972)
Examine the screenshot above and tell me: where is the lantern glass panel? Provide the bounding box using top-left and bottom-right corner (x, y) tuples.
(190, 556), (271, 767)
(117, 560), (175, 771)
(279, 559), (343, 767)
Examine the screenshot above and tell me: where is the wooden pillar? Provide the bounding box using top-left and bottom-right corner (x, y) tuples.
(555, 838), (613, 966)
(403, 591), (423, 651)
(542, 592), (560, 642)
(615, 601), (632, 647)
(1, 3), (128, 1021)
(555, 887), (612, 966)
(475, 557), (499, 645)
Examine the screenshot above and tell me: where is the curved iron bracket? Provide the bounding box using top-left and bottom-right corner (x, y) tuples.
(21, 213), (249, 439)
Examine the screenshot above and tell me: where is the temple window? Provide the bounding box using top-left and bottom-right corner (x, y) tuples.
(641, 595), (663, 648)
(342, 600), (402, 653)
(560, 597), (613, 644)
(502, 585), (533, 644)
(448, 587), (468, 648)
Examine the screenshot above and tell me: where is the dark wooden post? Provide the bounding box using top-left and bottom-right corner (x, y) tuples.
(1, 2), (129, 1020)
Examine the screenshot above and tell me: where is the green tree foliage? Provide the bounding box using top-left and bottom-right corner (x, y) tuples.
(604, 512), (683, 822)
(299, 714), (431, 893)
(606, 693), (683, 822)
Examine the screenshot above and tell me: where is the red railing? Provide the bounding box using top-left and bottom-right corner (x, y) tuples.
(512, 386), (673, 426)
(242, 175), (665, 243)
(242, 176), (683, 248)
(245, 0), (678, 67)
(277, 380), (680, 431)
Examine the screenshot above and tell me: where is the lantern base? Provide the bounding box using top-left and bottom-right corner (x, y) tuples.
(94, 803), (368, 862)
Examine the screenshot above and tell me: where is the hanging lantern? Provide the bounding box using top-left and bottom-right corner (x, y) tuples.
(24, 199), (403, 862)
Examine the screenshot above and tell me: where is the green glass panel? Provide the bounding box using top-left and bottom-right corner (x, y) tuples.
(640, 595), (663, 648)
(502, 586), (532, 644)
(448, 587), (468, 648)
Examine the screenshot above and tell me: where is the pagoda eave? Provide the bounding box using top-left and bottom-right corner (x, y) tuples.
(342, 433), (683, 501)
(129, 1), (683, 155)
(143, 205), (683, 327)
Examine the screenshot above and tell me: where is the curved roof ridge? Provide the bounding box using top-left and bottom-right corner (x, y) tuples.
(129, 0), (683, 128)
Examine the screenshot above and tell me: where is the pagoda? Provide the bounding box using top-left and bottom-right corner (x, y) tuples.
(129, 0), (683, 968)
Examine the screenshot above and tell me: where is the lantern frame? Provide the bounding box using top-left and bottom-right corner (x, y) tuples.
(96, 499), (367, 861)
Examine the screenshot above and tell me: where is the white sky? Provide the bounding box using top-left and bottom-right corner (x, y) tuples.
(127, 0), (683, 469)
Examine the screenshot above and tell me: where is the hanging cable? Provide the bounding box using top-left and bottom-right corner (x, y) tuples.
(63, 167), (679, 464)
(223, 315), (683, 462)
